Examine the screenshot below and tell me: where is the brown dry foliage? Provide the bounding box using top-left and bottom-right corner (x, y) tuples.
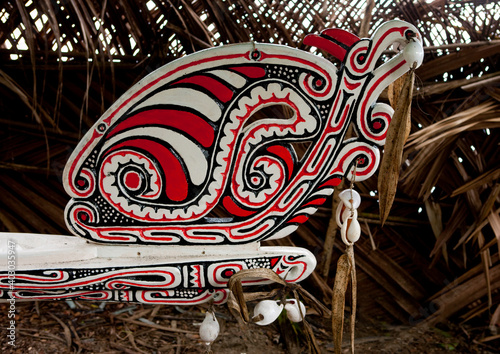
(0, 0), (499, 346)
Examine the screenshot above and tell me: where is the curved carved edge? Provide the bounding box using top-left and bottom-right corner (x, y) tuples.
(0, 233), (315, 304)
(0, 289), (231, 306)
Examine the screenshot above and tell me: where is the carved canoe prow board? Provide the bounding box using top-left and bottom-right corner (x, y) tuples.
(0, 20), (424, 305)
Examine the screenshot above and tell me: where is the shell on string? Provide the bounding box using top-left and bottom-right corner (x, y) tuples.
(199, 311), (220, 344)
(253, 300), (284, 326)
(336, 188), (362, 244)
(338, 189), (361, 210)
(284, 299), (307, 322)
(336, 199), (359, 228)
(341, 216), (361, 244)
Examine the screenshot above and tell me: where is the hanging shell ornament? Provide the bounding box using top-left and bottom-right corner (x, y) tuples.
(336, 189), (362, 244)
(253, 300), (284, 326)
(284, 299), (307, 322)
(338, 189), (361, 210)
(199, 311), (220, 344)
(342, 216), (362, 244)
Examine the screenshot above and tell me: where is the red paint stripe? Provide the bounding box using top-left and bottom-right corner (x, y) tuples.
(140, 235), (174, 242)
(319, 177), (342, 189)
(266, 145), (294, 179)
(303, 197), (327, 207)
(229, 222), (269, 240)
(94, 233), (131, 241)
(281, 259), (307, 282)
(104, 52), (244, 125)
(67, 52), (245, 195)
(192, 265), (202, 288)
(350, 46), (369, 73)
(330, 146), (376, 177)
(175, 75), (234, 103)
(343, 77), (361, 90)
(260, 52), (333, 99)
(321, 28), (359, 46)
(11, 291), (111, 300)
(350, 26), (408, 74)
(211, 263), (243, 285)
(8, 271), (175, 290)
(303, 34), (348, 61)
(67, 129), (102, 196)
(360, 60), (406, 140)
(222, 196), (256, 217)
(107, 109), (214, 148)
(288, 215), (309, 224)
(140, 290), (213, 304)
(230, 66), (266, 78)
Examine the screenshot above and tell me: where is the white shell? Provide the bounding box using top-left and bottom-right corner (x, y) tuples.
(253, 300), (284, 326)
(337, 203), (358, 228)
(403, 40), (424, 68)
(199, 311), (220, 344)
(338, 190), (361, 210)
(341, 216), (361, 244)
(336, 202), (344, 228)
(342, 207), (358, 225)
(284, 299), (307, 322)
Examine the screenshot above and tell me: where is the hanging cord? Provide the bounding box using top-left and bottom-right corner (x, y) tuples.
(332, 159), (361, 354)
(347, 160), (358, 354)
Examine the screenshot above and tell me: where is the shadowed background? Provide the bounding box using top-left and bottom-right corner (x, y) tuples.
(0, 0), (499, 337)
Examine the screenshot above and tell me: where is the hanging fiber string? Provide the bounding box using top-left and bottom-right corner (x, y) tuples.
(332, 158), (362, 354)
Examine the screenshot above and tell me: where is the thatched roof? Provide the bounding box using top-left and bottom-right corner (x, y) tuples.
(0, 0), (499, 334)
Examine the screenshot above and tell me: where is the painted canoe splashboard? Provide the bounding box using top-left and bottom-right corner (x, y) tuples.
(0, 20), (423, 304)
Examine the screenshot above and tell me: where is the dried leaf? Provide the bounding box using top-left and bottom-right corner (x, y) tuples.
(488, 211), (500, 252)
(388, 72), (412, 143)
(294, 284), (332, 318)
(358, 0), (375, 37)
(423, 262), (500, 325)
(416, 43), (500, 82)
(332, 254), (351, 354)
(48, 313), (72, 349)
(303, 319), (322, 354)
(479, 233), (493, 308)
(227, 268), (286, 323)
(425, 200), (448, 264)
(379, 69), (415, 225)
(405, 101), (497, 151)
(321, 182), (345, 277)
(346, 245), (356, 354)
(478, 183), (500, 223)
(451, 168), (500, 197)
(430, 199), (468, 257)
(490, 304), (500, 330)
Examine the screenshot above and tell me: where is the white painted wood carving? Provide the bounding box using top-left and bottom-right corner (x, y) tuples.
(0, 20), (424, 305)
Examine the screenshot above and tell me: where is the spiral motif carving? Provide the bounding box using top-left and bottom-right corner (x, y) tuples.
(73, 167), (96, 198)
(100, 150), (163, 219)
(299, 72), (333, 99)
(228, 83), (318, 211)
(65, 201), (100, 238)
(328, 141), (380, 183)
(61, 22), (423, 244)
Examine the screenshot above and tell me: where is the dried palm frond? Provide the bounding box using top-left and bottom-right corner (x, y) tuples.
(0, 1), (499, 339)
